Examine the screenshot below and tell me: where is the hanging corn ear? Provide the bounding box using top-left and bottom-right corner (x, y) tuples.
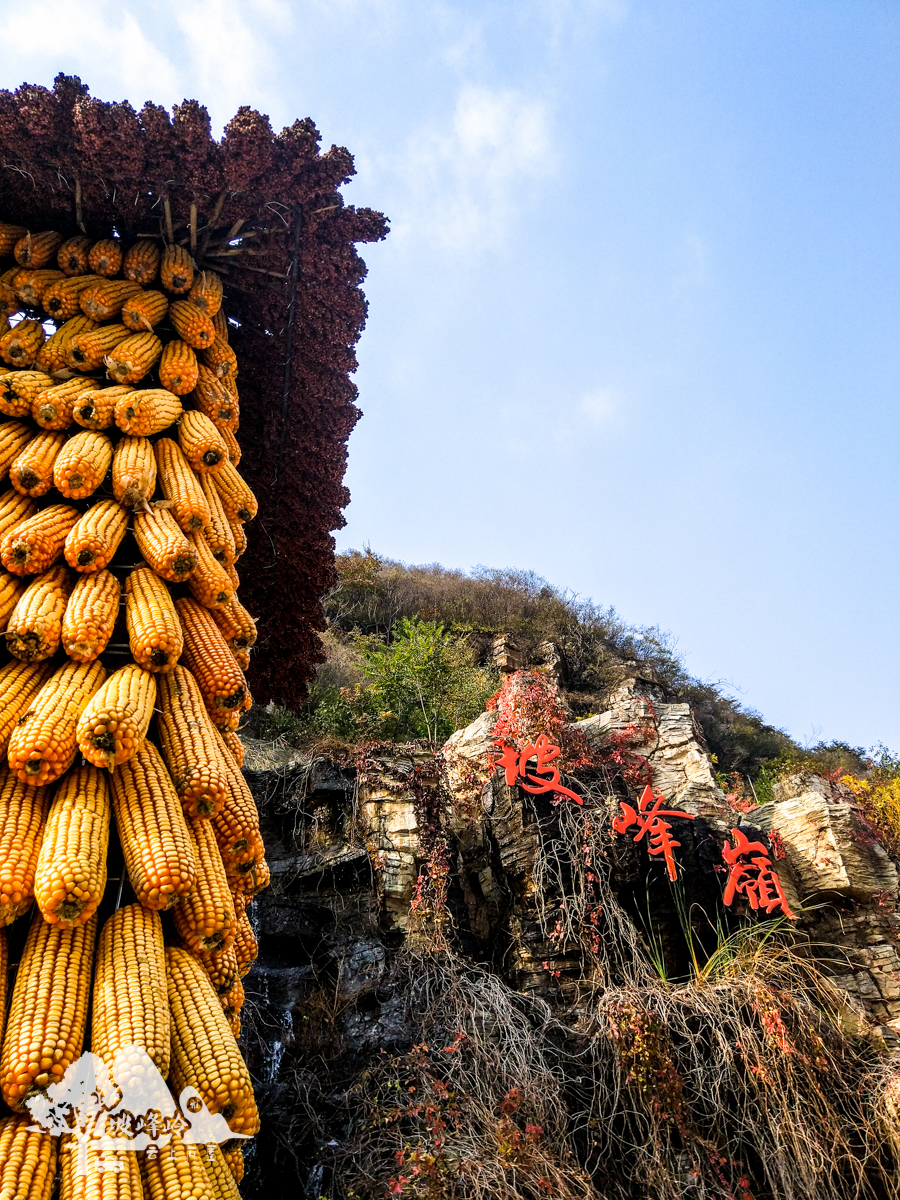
(14, 268), (65, 307)
(220, 976), (244, 1025)
(134, 506), (197, 582)
(211, 596), (257, 647)
(87, 237), (123, 277)
(34, 314), (98, 371)
(42, 274), (103, 319)
(33, 377), (95, 430)
(59, 1137), (142, 1198)
(0, 766), (51, 925)
(0, 911), (96, 1110)
(189, 269), (224, 316)
(72, 383), (131, 431)
(174, 817), (236, 953)
(225, 560), (242, 593)
(123, 238), (161, 284)
(104, 331), (162, 385)
(188, 532), (234, 609)
(0, 318), (45, 366)
(232, 854), (269, 897)
(64, 499), (129, 573)
(233, 895), (258, 975)
(56, 235), (92, 276)
(229, 517), (247, 559)
(161, 243), (194, 293)
(212, 307), (229, 343)
(5, 565), (73, 660)
(0, 222), (27, 255)
(209, 734), (261, 863)
(166, 944), (260, 1135)
(0, 281), (18, 320)
(53, 430), (113, 498)
(204, 1144), (243, 1200)
(220, 424), (241, 466)
(77, 663), (157, 770)
(111, 740), (196, 910)
(125, 565), (183, 671)
(0, 569), (25, 628)
(65, 322), (130, 370)
(223, 1148), (244, 1184)
(14, 230), (63, 268)
(179, 408), (228, 472)
(112, 435), (156, 508)
(169, 298), (216, 348)
(121, 287), (169, 331)
(8, 659), (106, 786)
(159, 338), (199, 394)
(229, 643), (251, 671)
(200, 473), (236, 564)
(61, 569), (120, 661)
(9, 429), (67, 497)
(212, 457), (258, 522)
(175, 597), (247, 722)
(1, 503), (80, 575)
(0, 370), (54, 417)
(219, 726), (245, 769)
(191, 363), (238, 426)
(92, 903), (170, 1077)
(156, 666), (228, 818)
(0, 1115), (57, 1200)
(140, 1130), (217, 1200)
(79, 278), (142, 321)
(197, 943), (240, 995)
(0, 659), (53, 757)
(34, 764), (110, 927)
(155, 437), (210, 532)
(115, 386), (182, 436)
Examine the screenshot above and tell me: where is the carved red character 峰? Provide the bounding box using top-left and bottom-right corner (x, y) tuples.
(612, 784), (694, 881)
(494, 733), (583, 805)
(722, 827), (796, 919)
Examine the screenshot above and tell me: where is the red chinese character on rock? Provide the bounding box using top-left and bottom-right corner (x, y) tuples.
(494, 734), (583, 805)
(612, 785), (694, 881)
(722, 828), (796, 920)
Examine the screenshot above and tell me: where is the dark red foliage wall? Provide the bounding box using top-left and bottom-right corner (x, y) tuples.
(0, 74), (388, 707)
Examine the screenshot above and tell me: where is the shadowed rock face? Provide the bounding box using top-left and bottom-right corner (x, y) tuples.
(237, 680), (900, 1196)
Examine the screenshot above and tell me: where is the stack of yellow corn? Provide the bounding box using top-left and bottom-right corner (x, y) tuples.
(0, 224), (264, 1192)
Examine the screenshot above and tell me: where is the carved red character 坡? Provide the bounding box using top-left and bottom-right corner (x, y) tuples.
(612, 784), (694, 881)
(494, 733), (583, 805)
(722, 828), (796, 919)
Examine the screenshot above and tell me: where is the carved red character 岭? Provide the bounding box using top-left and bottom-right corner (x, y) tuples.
(721, 828), (796, 919)
(612, 784), (694, 881)
(494, 733), (583, 805)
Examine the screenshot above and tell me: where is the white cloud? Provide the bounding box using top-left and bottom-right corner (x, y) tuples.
(579, 385), (621, 426)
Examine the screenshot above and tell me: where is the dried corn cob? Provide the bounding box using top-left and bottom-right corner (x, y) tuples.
(111, 740), (195, 909)
(209, 735), (260, 863)
(14, 268), (65, 307)
(212, 457), (257, 522)
(64, 499), (129, 572)
(200, 474), (236, 564)
(0, 282), (18, 319)
(220, 424), (241, 466)
(104, 330), (162, 385)
(0, 1115), (57, 1200)
(179, 408), (228, 472)
(9, 429), (66, 496)
(14, 230), (63, 268)
(140, 1130), (216, 1200)
(8, 659), (106, 786)
(0, 659), (53, 757)
(159, 338), (199, 394)
(0, 222), (27, 255)
(175, 598), (247, 722)
(134, 506), (197, 582)
(232, 853), (269, 897)
(223, 1148), (244, 1184)
(56, 235), (92, 276)
(59, 1137), (142, 1198)
(0, 766), (51, 926)
(79, 278), (142, 322)
(219, 726), (245, 769)
(5, 565), (73, 660)
(112, 435), (156, 508)
(1, 503), (80, 575)
(170, 299), (215, 348)
(34, 314), (98, 371)
(191, 363), (238, 426)
(33, 377), (95, 430)
(156, 666), (228, 818)
(0, 318), (45, 366)
(229, 517), (247, 559)
(225, 560), (240, 596)
(88, 237), (122, 277)
(61, 569), (120, 661)
(233, 898), (258, 975)
(189, 269), (224, 316)
(230, 644), (251, 671)
(220, 975), (244, 1022)
(0, 370), (54, 417)
(161, 244), (194, 293)
(53, 430), (113, 498)
(0, 911), (96, 1110)
(120, 287), (169, 331)
(77, 663), (156, 770)
(188, 532), (234, 609)
(155, 437), (210, 532)
(125, 565), (183, 671)
(204, 1145), (243, 1200)
(0, 569), (25, 627)
(212, 307), (229, 343)
(115, 386), (182, 436)
(42, 274), (102, 319)
(72, 383), (131, 430)
(174, 817), (236, 953)
(197, 943), (240, 996)
(34, 764), (109, 927)
(123, 238), (161, 285)
(211, 597), (257, 647)
(92, 904), (170, 1077)
(65, 322), (129, 370)
(166, 944), (259, 1135)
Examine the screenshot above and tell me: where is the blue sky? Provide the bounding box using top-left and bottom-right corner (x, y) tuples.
(3, 1), (898, 749)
